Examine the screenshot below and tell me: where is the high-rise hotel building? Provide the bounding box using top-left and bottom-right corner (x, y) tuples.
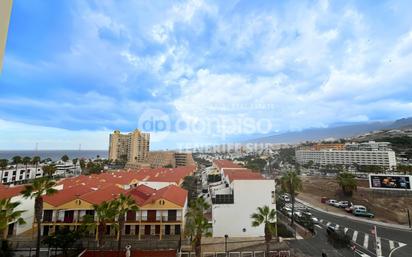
(108, 129), (150, 162)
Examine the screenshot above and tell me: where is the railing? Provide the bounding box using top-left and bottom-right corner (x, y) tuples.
(178, 251), (291, 257)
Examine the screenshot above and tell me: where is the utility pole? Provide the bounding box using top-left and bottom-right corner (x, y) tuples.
(407, 208), (411, 229)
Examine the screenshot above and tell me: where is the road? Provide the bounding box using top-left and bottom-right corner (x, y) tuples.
(284, 201), (411, 257)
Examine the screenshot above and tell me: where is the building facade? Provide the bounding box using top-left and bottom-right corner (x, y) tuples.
(41, 184), (187, 240)
(208, 160), (276, 237)
(1, 165), (43, 184)
(108, 129), (150, 162)
(296, 149), (397, 169)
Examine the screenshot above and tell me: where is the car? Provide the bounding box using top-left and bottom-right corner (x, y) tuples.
(352, 205), (367, 213)
(345, 204), (364, 213)
(353, 209), (374, 218)
(311, 217), (319, 224)
(327, 199), (337, 205)
(334, 201), (350, 208)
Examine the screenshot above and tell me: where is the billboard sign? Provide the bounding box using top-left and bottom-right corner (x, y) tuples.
(369, 174), (411, 190)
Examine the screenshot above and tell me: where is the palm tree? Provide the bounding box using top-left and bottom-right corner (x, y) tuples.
(92, 201), (117, 248)
(280, 170), (302, 226)
(0, 159), (8, 178)
(11, 156), (22, 176)
(42, 165), (57, 177)
(21, 177), (57, 257)
(251, 206), (277, 256)
(0, 198), (26, 240)
(113, 194), (138, 253)
(337, 172), (357, 196)
(185, 198), (212, 257)
(61, 155), (69, 163)
(32, 156), (41, 174)
(22, 157), (31, 175)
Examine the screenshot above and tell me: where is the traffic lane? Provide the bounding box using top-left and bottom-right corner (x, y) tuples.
(309, 208), (411, 257)
(288, 226), (354, 257)
(308, 207), (411, 245)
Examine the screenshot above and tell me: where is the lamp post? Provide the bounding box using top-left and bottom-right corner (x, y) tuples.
(224, 234), (228, 255)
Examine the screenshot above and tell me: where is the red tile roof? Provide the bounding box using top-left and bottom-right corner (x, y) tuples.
(80, 185), (125, 205)
(127, 185), (156, 205)
(0, 185), (24, 200)
(141, 185), (187, 207)
(213, 160), (243, 169)
(224, 170), (264, 182)
(43, 185), (94, 206)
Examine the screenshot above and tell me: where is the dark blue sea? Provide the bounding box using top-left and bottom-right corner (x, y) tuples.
(0, 150), (108, 161)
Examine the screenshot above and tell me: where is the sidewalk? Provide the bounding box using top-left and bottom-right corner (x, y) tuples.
(297, 198), (412, 231)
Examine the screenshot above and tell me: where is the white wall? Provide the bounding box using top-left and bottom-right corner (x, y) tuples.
(10, 194), (35, 235)
(212, 179), (276, 237)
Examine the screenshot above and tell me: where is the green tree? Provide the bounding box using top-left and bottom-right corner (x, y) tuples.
(185, 198), (212, 257)
(280, 171), (302, 226)
(337, 172), (357, 196)
(113, 194), (138, 253)
(251, 206), (277, 256)
(61, 155), (69, 162)
(42, 165), (57, 177)
(21, 177), (58, 257)
(90, 201), (117, 248)
(22, 156), (31, 174)
(32, 156), (41, 174)
(0, 159), (8, 175)
(43, 227), (79, 257)
(181, 176), (197, 204)
(12, 156), (22, 175)
(0, 198), (26, 240)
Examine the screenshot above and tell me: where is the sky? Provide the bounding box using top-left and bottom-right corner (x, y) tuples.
(1, 0), (412, 150)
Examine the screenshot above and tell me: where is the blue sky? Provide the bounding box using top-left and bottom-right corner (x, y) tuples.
(1, 0), (412, 150)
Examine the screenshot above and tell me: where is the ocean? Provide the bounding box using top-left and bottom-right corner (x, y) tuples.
(0, 150), (108, 161)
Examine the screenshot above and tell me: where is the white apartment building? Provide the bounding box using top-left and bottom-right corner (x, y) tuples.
(54, 161), (81, 177)
(296, 149), (397, 169)
(1, 165), (43, 184)
(208, 160), (276, 237)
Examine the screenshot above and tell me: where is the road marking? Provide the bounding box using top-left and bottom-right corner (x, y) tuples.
(363, 234), (369, 249)
(319, 219), (323, 223)
(355, 249), (370, 257)
(376, 237), (382, 257)
(326, 222), (331, 226)
(389, 240), (394, 250)
(335, 224), (340, 229)
(344, 228), (348, 234)
(352, 231), (358, 241)
(315, 225), (322, 229)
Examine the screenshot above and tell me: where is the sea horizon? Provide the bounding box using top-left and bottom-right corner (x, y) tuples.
(0, 150), (108, 161)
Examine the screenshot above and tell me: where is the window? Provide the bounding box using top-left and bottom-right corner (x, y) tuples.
(175, 225), (181, 235)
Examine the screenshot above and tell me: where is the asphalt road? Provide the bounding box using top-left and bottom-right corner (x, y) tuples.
(285, 201), (411, 257)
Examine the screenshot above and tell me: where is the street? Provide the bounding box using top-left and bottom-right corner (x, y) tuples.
(284, 201), (411, 257)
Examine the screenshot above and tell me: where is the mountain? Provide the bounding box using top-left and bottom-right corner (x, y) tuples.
(246, 117), (412, 144)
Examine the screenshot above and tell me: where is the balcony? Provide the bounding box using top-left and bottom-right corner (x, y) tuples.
(212, 194), (234, 204)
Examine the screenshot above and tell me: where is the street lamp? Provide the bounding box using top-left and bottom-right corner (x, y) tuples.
(224, 234), (228, 255)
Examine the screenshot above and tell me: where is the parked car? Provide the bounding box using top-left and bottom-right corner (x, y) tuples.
(345, 204), (365, 213)
(353, 209), (374, 218)
(334, 201), (350, 208)
(312, 217), (319, 224)
(327, 199), (337, 205)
